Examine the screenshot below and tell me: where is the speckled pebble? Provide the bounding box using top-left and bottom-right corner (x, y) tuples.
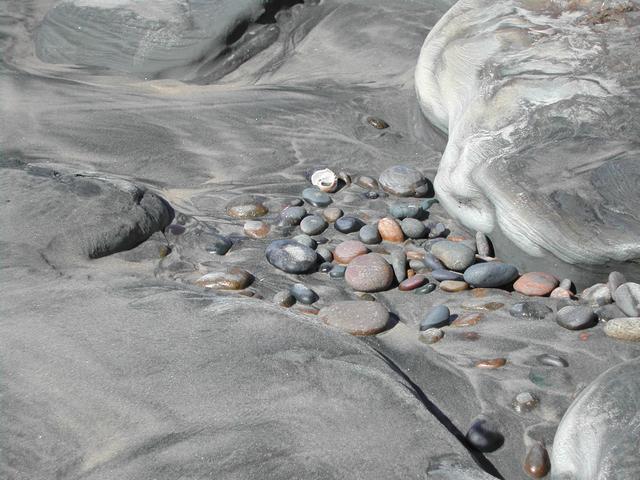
(319, 301), (389, 336)
(292, 234), (317, 250)
(265, 239), (318, 274)
(273, 290), (296, 307)
(379, 165), (429, 197)
(345, 253), (394, 292)
(466, 416), (504, 452)
(514, 272), (559, 296)
(333, 240), (369, 265)
(604, 317), (640, 341)
(278, 206), (307, 226)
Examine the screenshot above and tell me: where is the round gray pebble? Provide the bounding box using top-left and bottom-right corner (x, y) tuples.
(300, 215), (328, 236)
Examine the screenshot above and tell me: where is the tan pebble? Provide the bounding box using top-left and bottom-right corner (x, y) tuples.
(440, 280), (469, 292)
(475, 358), (507, 369)
(452, 312), (483, 327)
(378, 217), (404, 243)
(407, 269), (416, 278)
(321, 207), (343, 223)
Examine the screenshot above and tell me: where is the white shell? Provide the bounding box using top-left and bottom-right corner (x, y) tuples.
(311, 168), (338, 193)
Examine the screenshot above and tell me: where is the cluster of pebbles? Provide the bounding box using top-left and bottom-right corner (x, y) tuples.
(161, 153), (638, 478)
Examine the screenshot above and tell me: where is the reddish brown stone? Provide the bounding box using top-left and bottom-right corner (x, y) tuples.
(475, 358), (507, 369)
(523, 442), (551, 478)
(333, 240), (369, 265)
(514, 272), (559, 296)
(398, 275), (427, 291)
(452, 312), (484, 327)
(377, 217), (404, 243)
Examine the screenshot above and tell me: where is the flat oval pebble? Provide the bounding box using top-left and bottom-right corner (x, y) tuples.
(299, 215), (328, 235)
(415, 283), (437, 295)
(475, 357), (507, 369)
(389, 203), (421, 219)
(466, 417), (504, 452)
(321, 207), (343, 223)
(512, 392), (539, 413)
(377, 217), (404, 242)
(400, 218), (428, 239)
(278, 206), (307, 226)
(475, 231), (492, 257)
(225, 195), (268, 218)
(556, 305), (598, 330)
(358, 224), (382, 244)
(580, 283), (612, 307)
(205, 233), (233, 255)
(265, 239), (318, 274)
(319, 300), (389, 335)
(390, 249), (407, 283)
(440, 280), (469, 292)
(463, 262), (519, 288)
(335, 216), (365, 234)
(523, 442), (550, 479)
(432, 269), (464, 282)
(356, 175), (379, 190)
(513, 272), (559, 296)
(196, 267), (253, 290)
(289, 283), (318, 305)
(302, 187), (332, 207)
(604, 317), (640, 341)
(431, 241), (475, 271)
(333, 240), (369, 265)
(419, 328), (444, 344)
(379, 165), (428, 197)
(536, 353), (569, 367)
(345, 253), (394, 292)
(423, 253), (445, 270)
(273, 290), (296, 307)
(452, 312), (483, 327)
(509, 302), (553, 319)
(399, 275), (427, 291)
(243, 220), (270, 239)
(420, 305), (450, 330)
(329, 265), (346, 279)
(612, 282), (640, 316)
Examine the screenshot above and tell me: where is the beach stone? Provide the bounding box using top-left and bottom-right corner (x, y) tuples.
(550, 287), (573, 299)
(335, 216), (365, 234)
(205, 234), (233, 255)
(356, 175), (379, 190)
(278, 206), (307, 226)
(512, 392), (539, 413)
(608, 271), (627, 294)
(316, 246), (333, 263)
(556, 305), (598, 330)
(299, 215), (328, 236)
(358, 224), (382, 244)
(265, 240), (317, 274)
(523, 442), (550, 479)
(464, 262), (519, 288)
(475, 231), (492, 257)
(440, 280), (469, 292)
(409, 259), (426, 271)
(289, 283), (318, 305)
(329, 265), (346, 279)
(321, 207), (343, 223)
(379, 165), (428, 197)
(594, 303), (627, 321)
(345, 253), (394, 292)
(390, 250), (407, 283)
(337, 171), (351, 187)
(196, 267), (253, 290)
(399, 275), (427, 291)
(319, 262), (333, 274)
(273, 290), (295, 308)
(420, 305), (451, 330)
(366, 116), (389, 129)
(400, 218), (428, 239)
(509, 302), (553, 319)
(292, 234), (317, 250)
(428, 222), (448, 238)
(423, 253), (445, 271)
(431, 241), (475, 271)
(302, 187), (331, 207)
(415, 283), (437, 295)
(580, 283), (612, 307)
(420, 198), (439, 210)
(612, 282), (640, 316)
(364, 191), (379, 199)
(377, 217), (404, 243)
(243, 220), (270, 239)
(536, 354), (568, 367)
(319, 301), (389, 336)
(389, 203), (421, 219)
(333, 240), (368, 265)
(514, 272), (559, 296)
(604, 317), (640, 341)
(452, 312), (483, 327)
(225, 195), (268, 218)
(419, 328), (444, 344)
(466, 417), (504, 452)
(475, 358), (507, 369)
(432, 268), (464, 281)
(559, 278), (573, 290)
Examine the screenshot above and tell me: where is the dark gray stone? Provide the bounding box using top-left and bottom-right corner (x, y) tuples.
(428, 222), (448, 239)
(466, 416), (504, 453)
(556, 305), (598, 330)
(335, 216), (365, 234)
(358, 224), (381, 244)
(594, 303), (627, 321)
(400, 218), (428, 239)
(265, 240), (318, 274)
(420, 305), (451, 330)
(390, 250), (407, 283)
(415, 283), (437, 295)
(278, 206), (307, 226)
(205, 233), (233, 255)
(389, 203), (421, 219)
(432, 269), (464, 282)
(423, 253), (445, 271)
(289, 283), (319, 305)
(463, 262), (519, 288)
(302, 187), (332, 207)
(329, 265), (346, 279)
